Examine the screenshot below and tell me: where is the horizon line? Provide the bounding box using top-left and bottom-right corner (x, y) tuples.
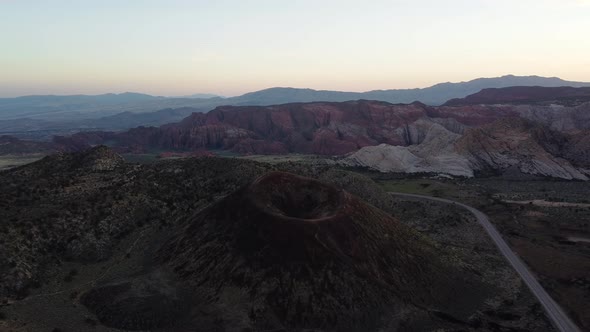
(2, 74), (589, 99)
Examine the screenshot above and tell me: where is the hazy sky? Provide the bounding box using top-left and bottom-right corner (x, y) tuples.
(1, 0), (589, 97)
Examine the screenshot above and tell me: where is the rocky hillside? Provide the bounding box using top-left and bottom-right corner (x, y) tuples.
(0, 148), (554, 331)
(456, 118), (588, 180)
(343, 119), (472, 177)
(346, 116), (590, 180)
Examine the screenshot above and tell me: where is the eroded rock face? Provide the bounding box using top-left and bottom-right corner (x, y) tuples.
(345, 143), (474, 177)
(456, 118), (588, 180)
(345, 116), (590, 180)
(563, 130), (590, 169)
(515, 103), (590, 132)
(344, 120), (474, 177)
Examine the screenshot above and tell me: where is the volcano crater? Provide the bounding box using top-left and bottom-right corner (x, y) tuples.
(247, 171), (345, 221)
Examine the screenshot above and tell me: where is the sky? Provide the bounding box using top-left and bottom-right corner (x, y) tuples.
(1, 0), (589, 97)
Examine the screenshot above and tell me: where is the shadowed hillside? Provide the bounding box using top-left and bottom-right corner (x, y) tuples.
(0, 147), (554, 331)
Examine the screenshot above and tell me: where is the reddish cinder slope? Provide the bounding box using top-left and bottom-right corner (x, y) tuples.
(157, 172), (490, 330)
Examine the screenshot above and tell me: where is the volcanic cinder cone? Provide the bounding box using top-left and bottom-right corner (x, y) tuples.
(158, 171), (488, 331)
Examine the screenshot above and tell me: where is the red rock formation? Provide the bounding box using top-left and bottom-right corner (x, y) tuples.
(88, 100), (525, 156)
(431, 105), (518, 127)
(48, 98), (590, 179)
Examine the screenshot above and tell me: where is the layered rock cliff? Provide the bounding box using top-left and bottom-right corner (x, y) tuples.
(346, 117), (589, 180)
(455, 118), (588, 180)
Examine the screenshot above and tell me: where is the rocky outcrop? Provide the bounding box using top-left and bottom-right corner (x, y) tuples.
(345, 143), (474, 177)
(78, 145), (125, 171)
(456, 118), (588, 180)
(515, 102), (590, 132)
(344, 120), (473, 177)
(345, 117), (590, 180)
(561, 130), (590, 169)
(30, 145), (125, 173)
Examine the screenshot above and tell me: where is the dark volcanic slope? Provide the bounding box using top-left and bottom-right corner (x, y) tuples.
(154, 171), (489, 331)
(444, 86), (590, 106)
(0, 147), (556, 331)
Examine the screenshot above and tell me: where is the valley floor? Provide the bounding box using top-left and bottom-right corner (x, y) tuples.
(0, 154), (45, 171)
(370, 174), (590, 331)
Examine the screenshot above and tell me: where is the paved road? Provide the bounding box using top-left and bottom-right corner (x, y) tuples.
(390, 192), (581, 332)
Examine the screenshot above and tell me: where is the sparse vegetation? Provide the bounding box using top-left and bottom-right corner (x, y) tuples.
(0, 147), (578, 331)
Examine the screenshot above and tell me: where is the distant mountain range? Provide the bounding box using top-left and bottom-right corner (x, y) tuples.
(0, 92), (223, 121)
(4, 86), (590, 180)
(1, 75), (590, 135)
(178, 93), (223, 99)
(229, 75), (590, 106)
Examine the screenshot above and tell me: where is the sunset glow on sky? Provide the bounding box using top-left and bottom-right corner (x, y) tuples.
(1, 0), (589, 97)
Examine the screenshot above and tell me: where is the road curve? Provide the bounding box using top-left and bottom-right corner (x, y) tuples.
(390, 192), (581, 332)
